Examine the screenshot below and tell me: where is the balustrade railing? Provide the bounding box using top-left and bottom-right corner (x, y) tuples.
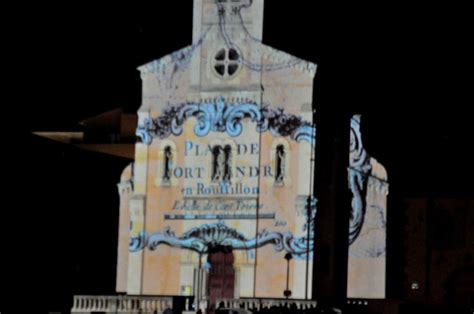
(71, 295), (173, 313)
(215, 298), (318, 311)
(72, 295), (317, 313)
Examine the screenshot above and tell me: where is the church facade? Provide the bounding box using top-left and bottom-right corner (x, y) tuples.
(115, 0), (388, 306)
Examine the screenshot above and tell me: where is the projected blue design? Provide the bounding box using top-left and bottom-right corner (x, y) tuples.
(135, 118), (155, 147)
(136, 97), (315, 146)
(171, 98), (263, 138)
(136, 109), (372, 246)
(131, 199), (317, 259)
(348, 116), (372, 245)
(136, 112), (372, 246)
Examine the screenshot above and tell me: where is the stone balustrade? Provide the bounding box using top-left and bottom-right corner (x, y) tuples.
(71, 295), (173, 313)
(216, 298), (318, 311)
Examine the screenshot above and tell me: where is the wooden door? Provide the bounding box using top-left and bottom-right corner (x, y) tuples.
(207, 249), (235, 311)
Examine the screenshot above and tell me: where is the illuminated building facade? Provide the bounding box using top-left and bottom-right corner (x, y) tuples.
(114, 0), (389, 308)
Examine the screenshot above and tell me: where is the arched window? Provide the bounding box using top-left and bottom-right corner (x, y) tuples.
(163, 146), (173, 183)
(223, 145), (232, 182)
(275, 145), (285, 184)
(212, 145), (232, 182)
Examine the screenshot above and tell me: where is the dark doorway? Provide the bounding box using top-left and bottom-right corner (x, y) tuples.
(207, 246), (235, 313)
(444, 267), (474, 308)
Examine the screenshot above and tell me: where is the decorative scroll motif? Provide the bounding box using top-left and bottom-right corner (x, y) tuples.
(136, 108), (372, 246)
(131, 197), (317, 259)
(136, 97), (316, 146)
(348, 116), (372, 245)
(348, 205), (387, 258)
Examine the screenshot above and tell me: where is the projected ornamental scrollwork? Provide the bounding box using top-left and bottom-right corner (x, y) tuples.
(130, 198), (317, 259)
(135, 99), (374, 246)
(136, 97), (316, 146)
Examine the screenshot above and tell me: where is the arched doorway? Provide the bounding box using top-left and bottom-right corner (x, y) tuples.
(207, 246), (235, 312)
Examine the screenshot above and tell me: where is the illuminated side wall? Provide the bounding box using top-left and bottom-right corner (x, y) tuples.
(116, 163), (133, 292)
(347, 115), (389, 299)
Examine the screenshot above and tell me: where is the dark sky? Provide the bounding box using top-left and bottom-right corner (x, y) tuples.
(18, 1), (473, 130)
(18, 0), (472, 195)
(7, 0), (473, 312)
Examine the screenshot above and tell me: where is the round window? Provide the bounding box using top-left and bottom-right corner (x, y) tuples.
(212, 47), (241, 79)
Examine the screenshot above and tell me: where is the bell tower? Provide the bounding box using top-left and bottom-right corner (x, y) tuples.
(192, 0), (265, 44)
(189, 0), (265, 99)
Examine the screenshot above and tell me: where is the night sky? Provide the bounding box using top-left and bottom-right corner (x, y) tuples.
(8, 1), (474, 312)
